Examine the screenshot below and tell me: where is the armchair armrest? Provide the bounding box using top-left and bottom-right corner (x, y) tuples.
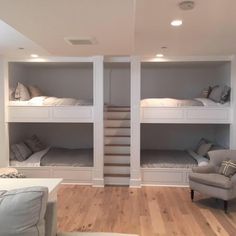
(192, 165), (217, 174)
(231, 174), (236, 185)
(45, 200), (57, 236)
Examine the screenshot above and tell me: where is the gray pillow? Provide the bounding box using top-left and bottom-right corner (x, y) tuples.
(208, 85), (224, 103)
(220, 85), (230, 103)
(197, 142), (212, 157)
(11, 142), (33, 162)
(0, 187), (48, 236)
(219, 160), (236, 177)
(15, 82), (31, 101)
(25, 135), (46, 153)
(28, 85), (44, 98)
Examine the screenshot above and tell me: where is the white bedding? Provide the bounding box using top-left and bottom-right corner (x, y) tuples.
(10, 148), (50, 167)
(9, 96), (92, 106)
(141, 98), (230, 108)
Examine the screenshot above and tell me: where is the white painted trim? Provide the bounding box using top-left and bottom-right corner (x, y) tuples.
(141, 55), (233, 63)
(104, 56), (131, 63)
(130, 56), (141, 187)
(92, 56), (104, 186)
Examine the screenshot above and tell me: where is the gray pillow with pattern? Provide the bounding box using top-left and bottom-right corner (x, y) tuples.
(219, 160), (236, 177)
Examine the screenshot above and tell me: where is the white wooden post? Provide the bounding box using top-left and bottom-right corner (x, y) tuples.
(92, 56), (104, 186)
(230, 56), (236, 148)
(0, 57), (8, 167)
(130, 56), (141, 187)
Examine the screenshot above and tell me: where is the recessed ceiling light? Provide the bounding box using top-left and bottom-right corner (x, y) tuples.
(156, 54), (164, 57)
(31, 54), (39, 58)
(171, 20), (183, 27)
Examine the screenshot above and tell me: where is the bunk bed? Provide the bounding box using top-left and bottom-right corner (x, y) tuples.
(5, 58), (103, 185)
(140, 98), (231, 124)
(139, 60), (232, 185)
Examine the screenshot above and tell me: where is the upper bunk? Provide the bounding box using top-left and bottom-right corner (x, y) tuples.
(6, 58), (97, 123)
(140, 60), (232, 124)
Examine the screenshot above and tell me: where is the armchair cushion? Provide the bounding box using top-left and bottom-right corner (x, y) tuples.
(219, 160), (236, 177)
(192, 165), (217, 174)
(189, 173), (232, 189)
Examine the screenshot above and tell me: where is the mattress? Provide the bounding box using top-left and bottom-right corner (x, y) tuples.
(141, 149), (197, 168)
(141, 98), (230, 107)
(40, 147), (93, 167)
(9, 96), (92, 106)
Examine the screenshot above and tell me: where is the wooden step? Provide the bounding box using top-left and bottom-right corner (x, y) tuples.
(104, 163), (130, 167)
(105, 119), (130, 128)
(104, 146), (130, 155)
(104, 165), (130, 175)
(105, 144), (130, 147)
(105, 135), (130, 137)
(104, 174), (130, 185)
(104, 174), (130, 177)
(104, 154), (130, 164)
(105, 127), (130, 137)
(105, 136), (130, 145)
(105, 111), (130, 120)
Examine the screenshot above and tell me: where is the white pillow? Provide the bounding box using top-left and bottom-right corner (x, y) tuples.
(15, 82), (31, 101)
(0, 187), (48, 236)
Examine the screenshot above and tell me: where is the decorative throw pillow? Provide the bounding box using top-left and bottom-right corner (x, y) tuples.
(25, 135), (46, 153)
(9, 87), (15, 100)
(219, 160), (236, 177)
(202, 86), (212, 98)
(208, 85), (224, 103)
(11, 142), (33, 162)
(28, 85), (44, 98)
(196, 142), (212, 157)
(15, 82), (31, 101)
(0, 187), (48, 236)
(220, 85), (231, 103)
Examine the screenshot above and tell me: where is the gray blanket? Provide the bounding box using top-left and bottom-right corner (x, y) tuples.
(40, 147), (93, 167)
(141, 149), (197, 168)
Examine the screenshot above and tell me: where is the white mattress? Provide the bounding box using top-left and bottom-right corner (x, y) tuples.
(9, 96), (92, 106)
(141, 98), (230, 108)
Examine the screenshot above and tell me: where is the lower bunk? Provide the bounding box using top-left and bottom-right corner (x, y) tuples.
(8, 123), (94, 184)
(141, 149), (196, 186)
(10, 147), (93, 184)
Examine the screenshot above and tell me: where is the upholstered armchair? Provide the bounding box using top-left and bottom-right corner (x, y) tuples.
(189, 150), (236, 213)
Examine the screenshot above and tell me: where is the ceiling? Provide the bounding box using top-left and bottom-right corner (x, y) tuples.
(0, 0), (236, 58)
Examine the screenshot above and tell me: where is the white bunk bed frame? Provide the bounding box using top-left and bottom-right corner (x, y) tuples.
(131, 56), (236, 187)
(1, 56), (104, 186)
(0, 55), (236, 187)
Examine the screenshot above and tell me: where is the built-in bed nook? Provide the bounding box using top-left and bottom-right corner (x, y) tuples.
(140, 61), (232, 123)
(141, 124), (230, 186)
(7, 61), (94, 122)
(8, 123), (94, 183)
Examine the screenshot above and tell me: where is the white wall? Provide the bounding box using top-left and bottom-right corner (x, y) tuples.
(9, 62), (93, 101)
(104, 63), (130, 106)
(141, 124), (230, 150)
(9, 123), (93, 149)
(141, 62), (231, 99)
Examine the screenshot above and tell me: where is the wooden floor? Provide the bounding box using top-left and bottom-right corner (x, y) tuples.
(57, 185), (236, 236)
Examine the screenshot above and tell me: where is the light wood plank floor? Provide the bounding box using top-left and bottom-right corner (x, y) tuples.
(57, 185), (236, 236)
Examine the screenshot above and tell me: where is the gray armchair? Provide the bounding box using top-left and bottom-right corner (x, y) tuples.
(189, 150), (236, 213)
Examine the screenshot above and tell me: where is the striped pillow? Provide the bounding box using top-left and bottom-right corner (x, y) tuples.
(219, 160), (236, 177)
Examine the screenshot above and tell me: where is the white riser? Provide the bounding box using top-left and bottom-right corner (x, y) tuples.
(105, 120), (130, 128)
(105, 128), (130, 136)
(105, 136), (130, 145)
(104, 166), (130, 175)
(105, 112), (130, 119)
(104, 177), (130, 185)
(104, 155), (130, 164)
(105, 146), (130, 154)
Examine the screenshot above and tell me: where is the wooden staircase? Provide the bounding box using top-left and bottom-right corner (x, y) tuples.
(104, 106), (130, 185)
